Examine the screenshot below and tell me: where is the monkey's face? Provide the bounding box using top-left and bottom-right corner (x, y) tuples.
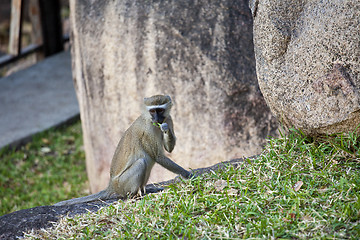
(149, 108), (166, 124)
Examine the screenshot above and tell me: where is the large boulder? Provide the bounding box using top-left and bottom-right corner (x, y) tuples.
(70, 0), (278, 192)
(250, 0), (360, 135)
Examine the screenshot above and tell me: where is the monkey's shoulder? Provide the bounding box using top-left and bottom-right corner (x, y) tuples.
(123, 116), (163, 152)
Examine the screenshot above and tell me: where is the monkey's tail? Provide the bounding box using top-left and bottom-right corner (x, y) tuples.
(53, 189), (114, 206)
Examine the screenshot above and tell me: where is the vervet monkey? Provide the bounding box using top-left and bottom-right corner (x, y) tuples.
(54, 95), (192, 206)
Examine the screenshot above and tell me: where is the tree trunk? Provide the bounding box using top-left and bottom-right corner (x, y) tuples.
(69, 0), (278, 193)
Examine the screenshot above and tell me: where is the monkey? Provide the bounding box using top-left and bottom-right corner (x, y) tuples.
(54, 95), (192, 206)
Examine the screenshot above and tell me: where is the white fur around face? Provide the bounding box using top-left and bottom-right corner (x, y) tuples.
(146, 103), (169, 110)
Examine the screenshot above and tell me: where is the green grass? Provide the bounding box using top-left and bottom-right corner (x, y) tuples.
(0, 119), (88, 216)
(24, 128), (360, 239)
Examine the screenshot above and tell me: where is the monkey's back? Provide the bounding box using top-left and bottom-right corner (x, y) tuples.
(109, 115), (163, 178)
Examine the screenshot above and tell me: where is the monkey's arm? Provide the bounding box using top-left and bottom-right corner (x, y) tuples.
(160, 117), (176, 153)
(156, 156), (192, 179)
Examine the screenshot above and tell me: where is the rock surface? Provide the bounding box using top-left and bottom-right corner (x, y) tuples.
(70, 0), (278, 192)
(250, 0), (360, 135)
(0, 159), (245, 240)
(0, 203), (106, 240)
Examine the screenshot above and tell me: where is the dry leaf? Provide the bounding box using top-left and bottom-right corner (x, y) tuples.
(64, 136), (75, 144)
(227, 188), (238, 195)
(293, 181), (303, 192)
(301, 215), (314, 222)
(283, 213), (296, 223)
(63, 181), (71, 193)
(214, 179), (227, 191)
(318, 187), (328, 193)
(40, 147), (51, 154)
(282, 217), (290, 223)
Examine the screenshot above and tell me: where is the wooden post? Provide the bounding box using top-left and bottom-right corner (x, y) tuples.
(29, 0), (44, 61)
(8, 0), (23, 56)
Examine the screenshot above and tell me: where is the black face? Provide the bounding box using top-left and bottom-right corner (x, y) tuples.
(149, 108), (165, 123)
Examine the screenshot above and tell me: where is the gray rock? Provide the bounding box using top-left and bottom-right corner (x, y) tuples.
(0, 203), (107, 240)
(250, 0), (360, 135)
(70, 0), (278, 192)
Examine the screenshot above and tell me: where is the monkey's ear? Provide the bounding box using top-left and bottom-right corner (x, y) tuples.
(165, 95), (172, 102)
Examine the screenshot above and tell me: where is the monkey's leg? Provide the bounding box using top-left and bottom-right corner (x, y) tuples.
(113, 158), (150, 197)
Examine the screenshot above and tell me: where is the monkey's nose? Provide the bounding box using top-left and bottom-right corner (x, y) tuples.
(154, 114), (159, 123)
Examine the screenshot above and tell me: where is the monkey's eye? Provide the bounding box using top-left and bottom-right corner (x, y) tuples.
(149, 109), (156, 114)
(157, 108), (164, 113)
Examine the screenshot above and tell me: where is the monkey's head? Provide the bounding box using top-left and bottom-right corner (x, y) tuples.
(143, 95), (172, 124)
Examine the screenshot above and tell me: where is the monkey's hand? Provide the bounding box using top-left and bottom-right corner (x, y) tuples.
(159, 123), (169, 133)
